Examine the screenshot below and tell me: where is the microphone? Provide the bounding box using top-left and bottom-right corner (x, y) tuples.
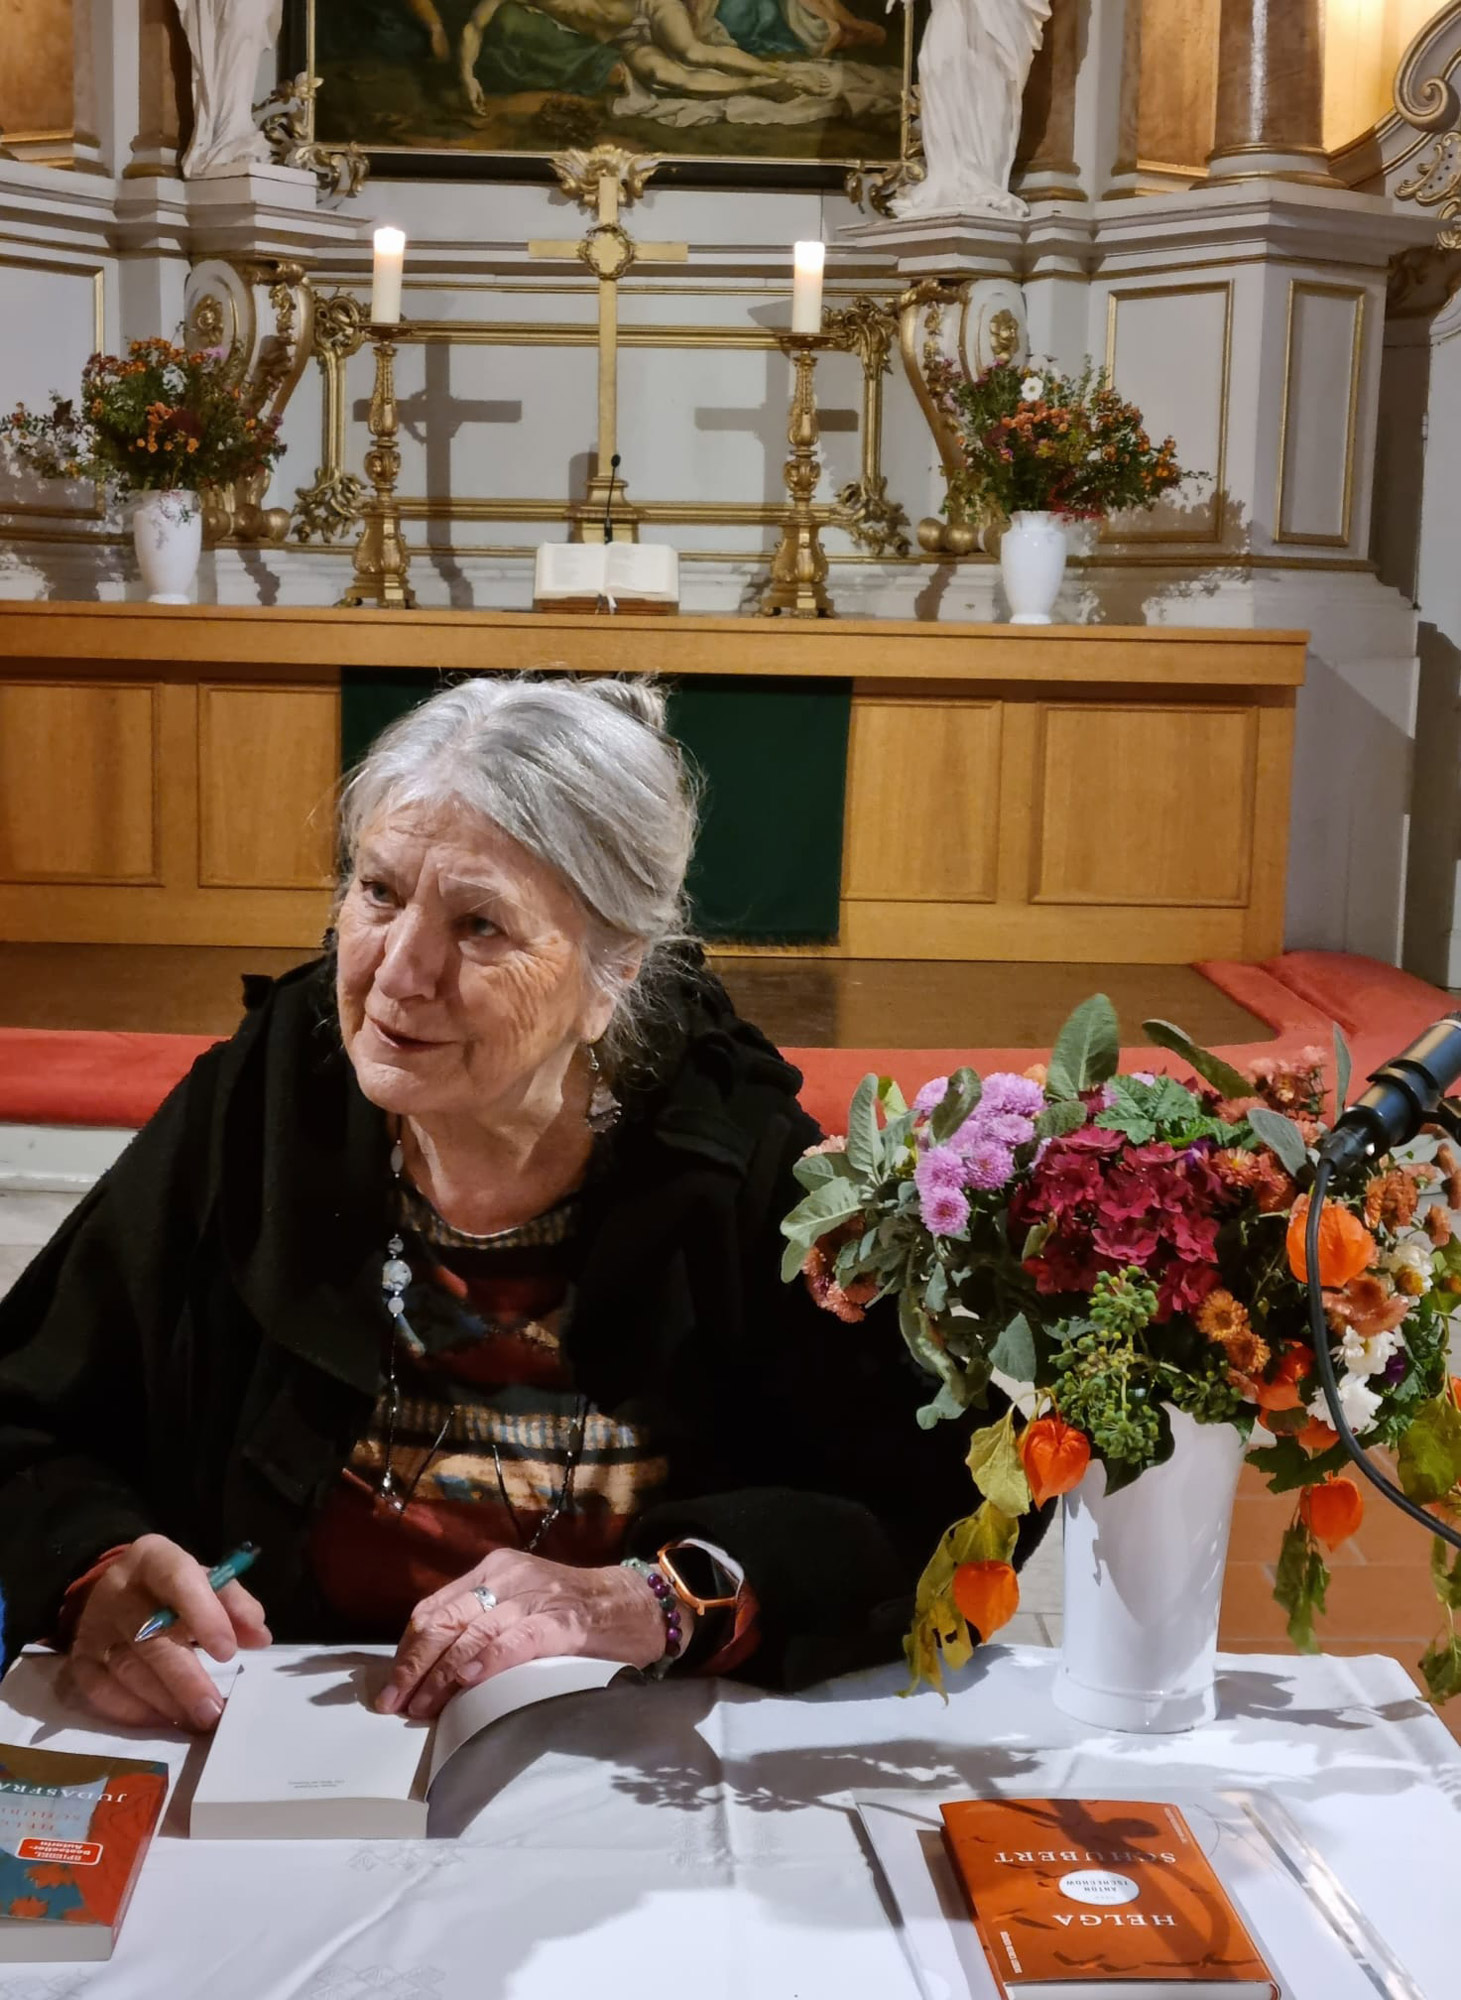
(1317, 1016), (1461, 1174)
(602, 453), (621, 545)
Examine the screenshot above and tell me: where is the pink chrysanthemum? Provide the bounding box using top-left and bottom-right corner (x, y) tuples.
(979, 1073), (1046, 1120)
(975, 1110), (1036, 1149)
(913, 1077), (949, 1114)
(964, 1138), (1017, 1192)
(915, 1144), (966, 1199)
(920, 1183), (971, 1236)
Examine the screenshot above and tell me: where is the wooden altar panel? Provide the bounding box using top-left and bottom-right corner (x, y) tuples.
(0, 681), (156, 883)
(198, 686), (338, 890)
(0, 605), (1305, 963)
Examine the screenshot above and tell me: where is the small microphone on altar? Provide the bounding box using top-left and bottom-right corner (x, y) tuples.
(1318, 1015), (1461, 1173)
(603, 454), (622, 545)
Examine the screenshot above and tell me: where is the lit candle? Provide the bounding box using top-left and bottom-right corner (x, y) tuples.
(791, 240), (825, 334)
(371, 226), (406, 325)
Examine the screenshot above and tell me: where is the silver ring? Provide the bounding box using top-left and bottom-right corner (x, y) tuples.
(470, 1586), (498, 1613)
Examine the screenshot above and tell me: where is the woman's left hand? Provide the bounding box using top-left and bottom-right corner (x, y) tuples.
(375, 1549), (671, 1719)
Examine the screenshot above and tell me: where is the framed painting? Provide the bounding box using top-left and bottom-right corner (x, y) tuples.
(283, 0), (916, 183)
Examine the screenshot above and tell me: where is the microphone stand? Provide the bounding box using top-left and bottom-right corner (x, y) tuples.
(596, 451), (621, 615)
(1305, 1154), (1461, 1552)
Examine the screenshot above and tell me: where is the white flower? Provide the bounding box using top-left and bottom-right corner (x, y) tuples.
(1381, 1234), (1433, 1282)
(1020, 374), (1043, 402)
(1307, 1375), (1382, 1438)
(1339, 1325), (1403, 1377)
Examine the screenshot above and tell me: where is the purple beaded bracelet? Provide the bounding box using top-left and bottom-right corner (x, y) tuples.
(622, 1557), (686, 1671)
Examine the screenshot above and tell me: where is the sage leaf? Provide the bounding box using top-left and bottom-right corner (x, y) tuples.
(990, 1312), (1037, 1385)
(1246, 1105), (1310, 1177)
(845, 1073), (883, 1179)
(1334, 1023), (1353, 1120)
(1048, 994), (1120, 1100)
(1034, 1098), (1087, 1141)
(931, 1065), (982, 1143)
(1142, 1018), (1251, 1101)
(915, 1382), (968, 1430)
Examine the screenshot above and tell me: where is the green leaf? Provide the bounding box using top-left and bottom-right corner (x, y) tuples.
(915, 1382), (968, 1430)
(931, 1066), (982, 1143)
(1022, 1220), (1053, 1261)
(1246, 1106), (1310, 1177)
(1397, 1396), (1461, 1505)
(1419, 1632), (1461, 1705)
(878, 1075), (908, 1119)
(966, 1416), (1032, 1515)
(1248, 1437), (1349, 1493)
(793, 1151), (840, 1189)
(1333, 1024), (1352, 1120)
(899, 1287), (959, 1390)
(990, 1312), (1037, 1385)
(845, 1074), (883, 1179)
(1142, 1018), (1251, 1101)
(1048, 995), (1120, 1100)
(1273, 1519), (1329, 1652)
(1431, 1536), (1461, 1612)
(1034, 1099), (1087, 1141)
(925, 1262), (949, 1315)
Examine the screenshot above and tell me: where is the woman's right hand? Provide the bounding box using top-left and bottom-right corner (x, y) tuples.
(64, 1534), (271, 1733)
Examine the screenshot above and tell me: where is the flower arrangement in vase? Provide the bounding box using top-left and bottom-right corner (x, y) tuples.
(1, 337), (284, 602)
(783, 998), (1461, 1721)
(927, 357), (1196, 623)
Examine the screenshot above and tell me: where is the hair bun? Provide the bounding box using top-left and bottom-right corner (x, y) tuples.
(586, 676), (668, 735)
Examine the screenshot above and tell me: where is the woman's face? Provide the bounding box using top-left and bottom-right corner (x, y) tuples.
(335, 802), (615, 1124)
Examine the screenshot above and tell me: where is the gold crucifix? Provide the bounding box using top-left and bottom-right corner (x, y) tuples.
(529, 145), (687, 540)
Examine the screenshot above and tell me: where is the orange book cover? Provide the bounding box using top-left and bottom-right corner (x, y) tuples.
(939, 1799), (1279, 1998)
(0, 1745), (167, 1958)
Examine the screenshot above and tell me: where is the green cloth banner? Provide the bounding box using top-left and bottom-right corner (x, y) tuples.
(340, 667), (850, 945)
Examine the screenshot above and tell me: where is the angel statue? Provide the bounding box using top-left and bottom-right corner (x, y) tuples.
(173, 0), (283, 178)
(894, 0), (1051, 217)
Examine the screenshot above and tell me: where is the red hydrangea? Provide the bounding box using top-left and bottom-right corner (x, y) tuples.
(1010, 1129), (1239, 1320)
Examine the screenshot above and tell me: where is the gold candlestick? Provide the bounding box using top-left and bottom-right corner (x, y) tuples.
(339, 327), (416, 610)
(759, 330), (835, 619)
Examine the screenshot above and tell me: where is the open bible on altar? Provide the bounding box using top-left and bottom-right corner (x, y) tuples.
(189, 1650), (634, 1839)
(532, 539), (679, 611)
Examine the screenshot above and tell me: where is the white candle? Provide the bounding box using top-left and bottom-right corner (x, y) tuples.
(791, 240), (825, 334)
(371, 226), (406, 325)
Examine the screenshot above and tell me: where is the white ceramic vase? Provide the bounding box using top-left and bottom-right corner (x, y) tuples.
(1052, 1406), (1245, 1733)
(132, 488), (202, 604)
(999, 509), (1068, 625)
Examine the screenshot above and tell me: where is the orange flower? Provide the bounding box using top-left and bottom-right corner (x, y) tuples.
(1018, 1416), (1091, 1506)
(1299, 1475), (1364, 1551)
(1296, 1415), (1339, 1454)
(1286, 1195), (1375, 1287)
(1363, 1169), (1419, 1232)
(1250, 1345), (1311, 1411)
(1427, 1205), (1453, 1247)
(1325, 1272), (1409, 1340)
(952, 1560), (1019, 1639)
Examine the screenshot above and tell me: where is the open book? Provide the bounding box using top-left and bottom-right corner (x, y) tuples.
(189, 1650), (633, 1839)
(533, 540), (679, 611)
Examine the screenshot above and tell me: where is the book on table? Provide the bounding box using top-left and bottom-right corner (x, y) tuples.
(0, 1745), (167, 1961)
(532, 540), (679, 612)
(188, 1649), (635, 1839)
(938, 1799), (1278, 1999)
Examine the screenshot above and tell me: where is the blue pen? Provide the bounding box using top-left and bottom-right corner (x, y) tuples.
(132, 1543), (260, 1645)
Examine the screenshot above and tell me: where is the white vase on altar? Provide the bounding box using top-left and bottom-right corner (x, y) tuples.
(999, 510), (1068, 624)
(132, 488), (202, 604)
(1052, 1406), (1246, 1733)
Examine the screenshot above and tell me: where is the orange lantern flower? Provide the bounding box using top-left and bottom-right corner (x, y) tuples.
(1018, 1416), (1092, 1506)
(1295, 1414), (1339, 1455)
(1286, 1194), (1376, 1288)
(1250, 1345), (1312, 1412)
(1299, 1475), (1364, 1551)
(952, 1560), (1019, 1640)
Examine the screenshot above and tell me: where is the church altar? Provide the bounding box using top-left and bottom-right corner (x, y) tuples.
(0, 602), (1303, 963)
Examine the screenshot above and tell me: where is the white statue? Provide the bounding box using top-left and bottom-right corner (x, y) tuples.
(894, 0), (1051, 218)
(174, 0), (283, 178)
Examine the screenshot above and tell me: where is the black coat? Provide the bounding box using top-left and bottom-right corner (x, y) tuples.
(0, 958), (1044, 1687)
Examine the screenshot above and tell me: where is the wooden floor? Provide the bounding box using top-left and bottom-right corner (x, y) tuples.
(0, 944), (1270, 1048)
(0, 942), (1449, 1736)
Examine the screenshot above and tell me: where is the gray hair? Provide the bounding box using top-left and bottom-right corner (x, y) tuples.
(338, 674), (700, 1068)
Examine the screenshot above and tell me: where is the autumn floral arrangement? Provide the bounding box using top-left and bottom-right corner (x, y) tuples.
(928, 355), (1192, 526)
(781, 998), (1461, 1701)
(1, 337), (282, 503)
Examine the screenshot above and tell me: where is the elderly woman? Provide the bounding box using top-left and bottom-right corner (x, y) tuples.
(0, 676), (1041, 1734)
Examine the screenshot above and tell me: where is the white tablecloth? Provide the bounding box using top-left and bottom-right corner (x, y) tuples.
(0, 1645), (1457, 2000)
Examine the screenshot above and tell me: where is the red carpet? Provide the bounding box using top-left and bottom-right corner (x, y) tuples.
(0, 953), (1452, 1134)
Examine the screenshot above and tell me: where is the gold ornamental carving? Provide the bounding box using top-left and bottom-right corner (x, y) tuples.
(189, 292), (227, 351)
(1392, 3), (1461, 245)
(549, 144), (656, 209)
(823, 295), (911, 559)
(295, 291), (368, 544)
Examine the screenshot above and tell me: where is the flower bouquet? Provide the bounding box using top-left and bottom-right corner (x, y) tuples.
(925, 356), (1198, 624)
(2, 337), (285, 602)
(782, 997), (1461, 1705)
